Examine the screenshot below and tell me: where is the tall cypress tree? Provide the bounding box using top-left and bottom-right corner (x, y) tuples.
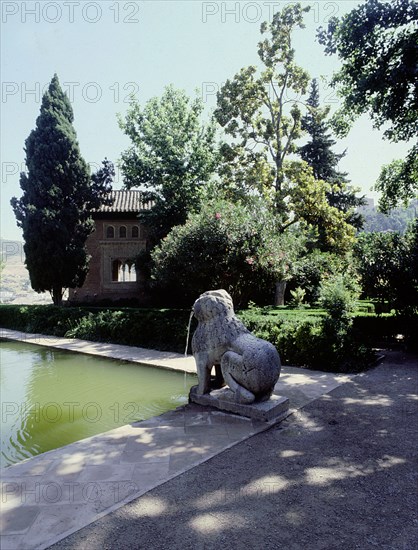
(299, 79), (365, 236)
(11, 74), (113, 305)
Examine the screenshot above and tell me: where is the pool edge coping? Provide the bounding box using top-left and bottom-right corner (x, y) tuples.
(0, 328), (197, 374)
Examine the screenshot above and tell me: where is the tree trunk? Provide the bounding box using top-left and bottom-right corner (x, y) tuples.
(274, 281), (287, 306)
(52, 286), (63, 306)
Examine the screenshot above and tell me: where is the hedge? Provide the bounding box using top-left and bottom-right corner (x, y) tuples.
(1, 304), (415, 371)
(352, 314), (418, 349)
(0, 305), (193, 353)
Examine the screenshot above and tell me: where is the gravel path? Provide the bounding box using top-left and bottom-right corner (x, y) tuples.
(50, 350), (418, 550)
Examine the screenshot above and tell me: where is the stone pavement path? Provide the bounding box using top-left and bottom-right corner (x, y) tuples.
(0, 330), (351, 550)
(48, 350), (418, 550)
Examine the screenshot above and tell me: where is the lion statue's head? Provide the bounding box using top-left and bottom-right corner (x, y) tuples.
(192, 289), (249, 354)
(192, 289), (235, 322)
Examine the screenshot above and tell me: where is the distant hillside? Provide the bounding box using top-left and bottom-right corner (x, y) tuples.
(0, 239), (52, 305)
(360, 200), (417, 234)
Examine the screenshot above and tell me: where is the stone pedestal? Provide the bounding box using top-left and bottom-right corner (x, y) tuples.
(189, 385), (290, 422)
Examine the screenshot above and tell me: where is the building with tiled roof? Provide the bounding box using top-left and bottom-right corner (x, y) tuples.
(95, 189), (153, 213)
(69, 190), (151, 305)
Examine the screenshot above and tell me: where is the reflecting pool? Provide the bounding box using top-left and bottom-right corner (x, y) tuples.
(0, 340), (196, 467)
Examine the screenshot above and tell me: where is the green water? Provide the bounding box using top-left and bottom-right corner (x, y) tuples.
(0, 340), (196, 468)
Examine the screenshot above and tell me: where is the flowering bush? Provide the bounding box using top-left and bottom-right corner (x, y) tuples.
(150, 198), (305, 306)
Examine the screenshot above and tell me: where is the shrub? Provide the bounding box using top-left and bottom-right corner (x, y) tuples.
(150, 198), (305, 307)
(319, 275), (358, 325)
(289, 287), (306, 308)
(352, 314), (418, 350)
(65, 309), (194, 352)
(289, 250), (358, 304)
(0, 305), (88, 335)
(315, 275), (362, 369)
(238, 307), (369, 372)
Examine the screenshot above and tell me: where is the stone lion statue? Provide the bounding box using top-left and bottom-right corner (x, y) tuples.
(191, 289), (281, 404)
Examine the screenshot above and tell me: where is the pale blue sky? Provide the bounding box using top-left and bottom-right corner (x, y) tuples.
(1, 0), (411, 241)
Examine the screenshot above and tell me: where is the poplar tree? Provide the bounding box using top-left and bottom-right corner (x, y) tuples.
(11, 74), (112, 305)
(214, 5), (355, 241)
(214, 3), (356, 304)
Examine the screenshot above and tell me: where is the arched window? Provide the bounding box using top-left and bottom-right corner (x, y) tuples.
(106, 226), (115, 238)
(119, 226), (127, 238)
(111, 259), (137, 282)
(132, 225), (139, 238)
(126, 261), (137, 282)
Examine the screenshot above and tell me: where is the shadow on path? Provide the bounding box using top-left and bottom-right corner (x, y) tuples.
(49, 351), (418, 550)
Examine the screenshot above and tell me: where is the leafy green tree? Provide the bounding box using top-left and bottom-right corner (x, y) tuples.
(408, 218), (418, 277)
(318, 0), (418, 211)
(299, 78), (365, 236)
(214, 3), (310, 216)
(283, 161), (355, 253)
(118, 85), (217, 243)
(400, 218), (418, 314)
(214, 3), (355, 303)
(91, 158), (116, 201)
(11, 75), (113, 306)
(375, 145), (418, 212)
(354, 230), (417, 313)
(214, 4), (355, 241)
(150, 198), (305, 307)
(299, 80), (343, 181)
(290, 249), (357, 304)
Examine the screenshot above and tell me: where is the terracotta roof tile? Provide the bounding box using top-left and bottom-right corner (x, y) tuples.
(97, 190), (152, 213)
